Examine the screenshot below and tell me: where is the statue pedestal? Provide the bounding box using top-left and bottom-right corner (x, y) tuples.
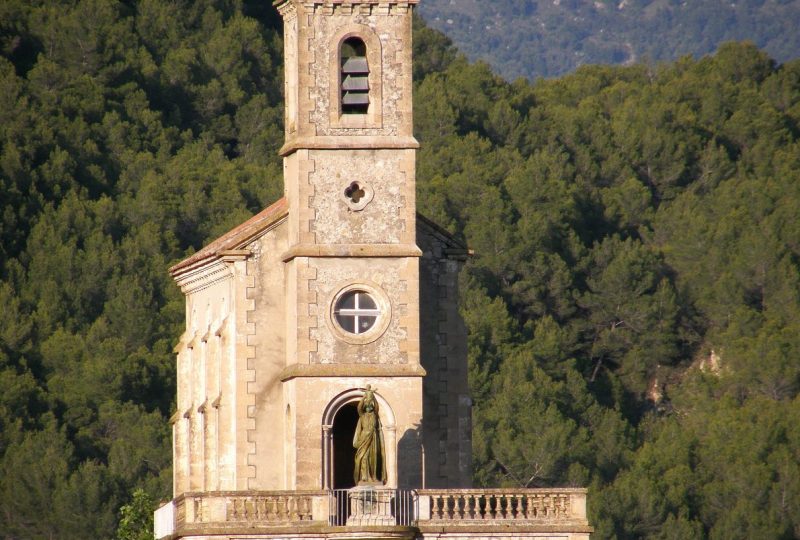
(346, 485), (395, 526)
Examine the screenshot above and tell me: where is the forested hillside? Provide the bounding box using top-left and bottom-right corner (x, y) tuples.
(2, 2), (800, 539)
(418, 0), (800, 80)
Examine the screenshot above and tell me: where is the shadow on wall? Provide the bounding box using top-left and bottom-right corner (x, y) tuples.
(397, 424), (423, 489)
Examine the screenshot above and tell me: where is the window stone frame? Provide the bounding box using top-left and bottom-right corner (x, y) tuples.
(326, 281), (391, 345)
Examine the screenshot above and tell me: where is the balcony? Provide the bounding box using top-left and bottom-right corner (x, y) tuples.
(154, 488), (592, 539)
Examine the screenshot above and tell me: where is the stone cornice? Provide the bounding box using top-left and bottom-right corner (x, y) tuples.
(280, 363), (426, 381)
(416, 523), (595, 534)
(281, 243), (422, 262)
(275, 0), (296, 19)
(274, 0), (419, 10)
(174, 524), (417, 539)
(172, 250), (250, 295)
(279, 135), (419, 156)
(172, 258), (235, 295)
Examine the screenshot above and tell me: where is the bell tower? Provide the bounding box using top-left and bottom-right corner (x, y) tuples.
(274, 0), (425, 491)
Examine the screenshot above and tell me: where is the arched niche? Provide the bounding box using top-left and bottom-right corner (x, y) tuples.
(321, 387), (396, 489)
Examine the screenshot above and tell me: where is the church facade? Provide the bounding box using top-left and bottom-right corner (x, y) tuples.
(154, 1), (591, 538)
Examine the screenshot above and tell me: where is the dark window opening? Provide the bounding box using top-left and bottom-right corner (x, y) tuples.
(332, 403), (359, 489)
(341, 37), (369, 114)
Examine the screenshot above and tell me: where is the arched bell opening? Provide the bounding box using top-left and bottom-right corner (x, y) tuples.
(328, 24), (383, 127)
(340, 37), (369, 114)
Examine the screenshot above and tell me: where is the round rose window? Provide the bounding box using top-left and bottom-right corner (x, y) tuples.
(333, 290), (380, 334)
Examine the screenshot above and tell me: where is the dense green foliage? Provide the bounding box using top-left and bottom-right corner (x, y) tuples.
(418, 0), (800, 80)
(0, 1), (283, 537)
(2, 2), (800, 539)
(413, 31), (800, 539)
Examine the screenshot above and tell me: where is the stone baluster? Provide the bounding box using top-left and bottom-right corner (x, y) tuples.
(261, 497), (270, 519)
(520, 493), (530, 519)
(431, 493), (442, 519)
(559, 494), (569, 517)
(466, 493), (476, 519)
(280, 496), (286, 521)
(244, 497), (253, 520)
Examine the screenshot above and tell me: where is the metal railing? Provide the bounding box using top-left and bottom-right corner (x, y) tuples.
(328, 488), (417, 526)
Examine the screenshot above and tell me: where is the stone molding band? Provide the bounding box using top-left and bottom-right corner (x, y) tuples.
(280, 363), (427, 381)
(279, 136), (419, 156)
(281, 243), (423, 262)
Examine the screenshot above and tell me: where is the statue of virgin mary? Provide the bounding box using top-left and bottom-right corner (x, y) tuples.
(352, 385), (386, 485)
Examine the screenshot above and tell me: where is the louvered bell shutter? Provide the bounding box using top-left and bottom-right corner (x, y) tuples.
(341, 56), (369, 112)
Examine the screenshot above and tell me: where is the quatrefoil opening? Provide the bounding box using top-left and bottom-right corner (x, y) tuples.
(341, 180), (374, 211)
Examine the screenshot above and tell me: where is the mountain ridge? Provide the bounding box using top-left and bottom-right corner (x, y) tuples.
(418, 0), (800, 80)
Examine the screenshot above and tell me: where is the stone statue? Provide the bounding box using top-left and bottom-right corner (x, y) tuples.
(353, 385), (386, 485)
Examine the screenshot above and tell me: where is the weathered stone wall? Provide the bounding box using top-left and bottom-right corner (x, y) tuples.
(418, 221), (472, 488)
(308, 256), (418, 365)
(308, 148), (415, 245)
(284, 148), (416, 249)
(247, 223), (290, 489)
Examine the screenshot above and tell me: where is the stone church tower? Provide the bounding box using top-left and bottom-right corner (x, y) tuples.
(155, 1), (590, 538)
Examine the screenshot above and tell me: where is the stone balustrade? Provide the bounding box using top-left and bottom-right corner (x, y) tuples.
(170, 490), (328, 529)
(225, 492), (316, 522)
(155, 488), (589, 539)
(417, 488), (588, 524)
